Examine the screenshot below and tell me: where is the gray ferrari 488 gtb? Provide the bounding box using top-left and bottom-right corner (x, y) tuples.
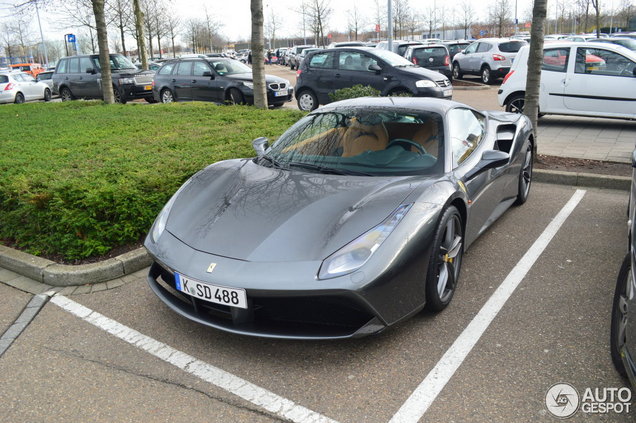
(145, 97), (535, 339)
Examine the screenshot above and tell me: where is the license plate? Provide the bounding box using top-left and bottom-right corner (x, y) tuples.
(443, 88), (453, 97)
(144, 85), (152, 90)
(175, 273), (247, 309)
(274, 89), (288, 97)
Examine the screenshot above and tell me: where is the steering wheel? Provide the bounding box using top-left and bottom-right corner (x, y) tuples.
(387, 138), (427, 155)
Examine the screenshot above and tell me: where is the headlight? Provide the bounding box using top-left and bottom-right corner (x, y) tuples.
(415, 79), (436, 88)
(150, 178), (192, 243)
(243, 82), (254, 89)
(318, 204), (413, 280)
(119, 77), (135, 85)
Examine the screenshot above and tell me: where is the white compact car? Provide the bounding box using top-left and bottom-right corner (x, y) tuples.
(0, 71), (52, 104)
(498, 41), (636, 120)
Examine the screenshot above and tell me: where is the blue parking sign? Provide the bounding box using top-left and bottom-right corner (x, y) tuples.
(66, 34), (76, 43)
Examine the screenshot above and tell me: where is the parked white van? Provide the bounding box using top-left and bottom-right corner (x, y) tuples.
(497, 42), (636, 120)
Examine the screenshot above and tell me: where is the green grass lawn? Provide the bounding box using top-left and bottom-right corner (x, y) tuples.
(0, 101), (304, 261)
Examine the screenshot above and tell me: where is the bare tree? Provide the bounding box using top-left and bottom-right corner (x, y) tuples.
(91, 0), (115, 103)
(459, 0), (474, 39)
(489, 0), (512, 37)
(306, 0), (332, 47)
(108, 0), (131, 56)
(524, 0), (547, 138)
(372, 0), (387, 39)
(266, 8), (283, 48)
(133, 0), (148, 68)
(346, 2), (365, 41)
(1, 23), (16, 62)
(164, 7), (181, 57)
(590, 0), (601, 37)
(250, 0), (267, 109)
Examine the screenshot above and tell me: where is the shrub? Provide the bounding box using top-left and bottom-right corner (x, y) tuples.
(328, 85), (381, 102)
(0, 101), (304, 261)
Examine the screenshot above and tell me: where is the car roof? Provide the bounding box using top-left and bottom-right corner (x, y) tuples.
(315, 96), (469, 115)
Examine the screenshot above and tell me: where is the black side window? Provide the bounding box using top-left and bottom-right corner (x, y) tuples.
(57, 59), (67, 73)
(0, 75), (8, 83)
(464, 43), (478, 54)
(542, 48), (570, 72)
(175, 61), (193, 76)
(192, 61), (210, 76)
(79, 57), (93, 72)
(69, 58), (80, 73)
(476, 43), (492, 53)
(158, 63), (176, 75)
(308, 52), (335, 69)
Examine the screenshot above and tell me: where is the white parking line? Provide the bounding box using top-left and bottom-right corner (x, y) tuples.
(389, 189), (586, 423)
(49, 295), (341, 423)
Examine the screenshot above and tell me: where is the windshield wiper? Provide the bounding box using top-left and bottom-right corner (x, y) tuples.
(287, 161), (372, 176)
(258, 155), (285, 169)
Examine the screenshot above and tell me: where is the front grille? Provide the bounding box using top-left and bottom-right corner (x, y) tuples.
(268, 82), (286, 90)
(152, 263), (375, 338)
(436, 79), (451, 87)
(134, 75), (153, 85)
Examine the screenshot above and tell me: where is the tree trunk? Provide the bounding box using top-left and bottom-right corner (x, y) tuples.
(524, 0), (547, 142)
(133, 0), (148, 69)
(91, 0), (115, 104)
(250, 0), (268, 109)
(119, 15), (127, 56)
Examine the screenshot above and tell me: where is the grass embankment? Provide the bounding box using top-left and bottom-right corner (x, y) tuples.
(0, 101), (304, 261)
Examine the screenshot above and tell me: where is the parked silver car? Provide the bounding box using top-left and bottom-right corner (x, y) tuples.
(35, 70), (54, 89)
(0, 71), (51, 104)
(452, 38), (527, 84)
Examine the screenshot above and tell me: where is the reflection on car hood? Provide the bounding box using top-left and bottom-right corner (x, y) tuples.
(397, 65), (448, 81)
(225, 73), (288, 85)
(166, 159), (428, 262)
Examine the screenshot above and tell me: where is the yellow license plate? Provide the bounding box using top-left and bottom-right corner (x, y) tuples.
(144, 85), (152, 90)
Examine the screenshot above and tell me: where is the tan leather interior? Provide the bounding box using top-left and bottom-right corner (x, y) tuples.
(341, 118), (389, 157)
(384, 122), (439, 156)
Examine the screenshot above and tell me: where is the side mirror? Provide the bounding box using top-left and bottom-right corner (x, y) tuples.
(252, 137), (269, 157)
(203, 71), (214, 79)
(368, 63), (382, 73)
(464, 150), (510, 180)
(86, 67), (96, 74)
(631, 149), (636, 168)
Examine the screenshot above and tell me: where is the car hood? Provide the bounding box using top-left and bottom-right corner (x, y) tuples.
(395, 65), (448, 81)
(225, 73), (287, 85)
(166, 159), (428, 262)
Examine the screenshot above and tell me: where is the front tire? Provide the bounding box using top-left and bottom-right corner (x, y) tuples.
(425, 206), (464, 312)
(515, 143), (533, 205)
(297, 89), (318, 112)
(611, 254), (631, 379)
(505, 93), (525, 114)
(60, 87), (73, 101)
(227, 88), (245, 105)
(160, 88), (174, 103)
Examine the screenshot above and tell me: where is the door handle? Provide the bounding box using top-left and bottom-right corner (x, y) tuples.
(335, 73), (341, 78)
(192, 80), (196, 83)
(172, 79), (176, 82)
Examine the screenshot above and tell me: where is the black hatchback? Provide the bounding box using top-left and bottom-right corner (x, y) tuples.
(294, 47), (452, 111)
(403, 44), (452, 79)
(152, 57), (293, 106)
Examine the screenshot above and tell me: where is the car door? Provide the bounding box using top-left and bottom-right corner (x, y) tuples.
(538, 47), (571, 113)
(20, 73), (41, 99)
(172, 61), (193, 101)
(334, 51), (385, 93)
(67, 57), (83, 97)
(450, 108), (510, 244)
(474, 42), (493, 71)
(191, 60), (217, 102)
(459, 42), (478, 72)
(80, 56), (101, 98)
(303, 51), (338, 104)
(563, 46), (636, 118)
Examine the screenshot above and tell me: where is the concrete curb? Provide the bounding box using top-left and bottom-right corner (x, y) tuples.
(0, 170), (629, 289)
(453, 83), (491, 91)
(0, 245), (151, 287)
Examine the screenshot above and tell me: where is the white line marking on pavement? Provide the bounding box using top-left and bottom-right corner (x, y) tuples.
(50, 295), (341, 423)
(389, 189), (586, 423)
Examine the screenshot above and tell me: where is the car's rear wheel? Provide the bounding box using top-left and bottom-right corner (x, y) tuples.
(14, 92), (25, 104)
(452, 63), (462, 80)
(297, 89), (318, 112)
(481, 66), (492, 84)
(43, 88), (51, 102)
(515, 143), (533, 205)
(425, 206), (463, 312)
(505, 93), (525, 114)
(611, 254), (631, 379)
(160, 88), (174, 103)
(227, 88), (245, 105)
(60, 87), (73, 101)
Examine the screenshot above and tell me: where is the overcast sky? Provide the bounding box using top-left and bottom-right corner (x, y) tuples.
(5, 0), (541, 44)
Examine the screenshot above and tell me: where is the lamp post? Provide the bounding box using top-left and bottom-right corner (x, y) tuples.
(387, 0), (393, 51)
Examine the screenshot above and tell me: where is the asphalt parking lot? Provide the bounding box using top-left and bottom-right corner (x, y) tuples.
(0, 182), (632, 422)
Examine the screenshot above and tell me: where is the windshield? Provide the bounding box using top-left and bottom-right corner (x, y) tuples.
(92, 54), (137, 71)
(372, 49), (416, 67)
(208, 59), (252, 75)
(262, 107), (444, 176)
